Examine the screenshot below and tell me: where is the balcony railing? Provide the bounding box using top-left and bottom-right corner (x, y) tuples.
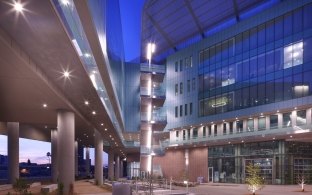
(169, 125), (312, 146)
(141, 112), (167, 123)
(140, 145), (165, 155)
(140, 87), (165, 97)
(140, 63), (165, 74)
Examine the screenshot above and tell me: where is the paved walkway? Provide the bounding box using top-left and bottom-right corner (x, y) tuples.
(74, 180), (111, 195)
(172, 183), (312, 195)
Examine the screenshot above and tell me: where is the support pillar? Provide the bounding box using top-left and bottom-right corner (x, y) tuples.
(57, 110), (75, 194)
(85, 147), (90, 177)
(7, 122), (19, 184)
(75, 141), (78, 177)
(115, 155), (120, 180)
(51, 129), (58, 183)
(108, 150), (115, 180)
(94, 130), (103, 185)
(120, 159), (124, 178)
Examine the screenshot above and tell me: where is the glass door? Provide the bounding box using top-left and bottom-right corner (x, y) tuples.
(208, 167), (214, 182)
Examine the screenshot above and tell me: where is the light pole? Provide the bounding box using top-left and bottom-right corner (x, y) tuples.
(146, 42), (156, 195)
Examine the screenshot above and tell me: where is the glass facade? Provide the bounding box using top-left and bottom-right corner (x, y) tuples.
(208, 141), (312, 184)
(199, 4), (312, 116)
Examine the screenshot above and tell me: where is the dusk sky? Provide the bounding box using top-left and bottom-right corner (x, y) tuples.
(0, 135), (108, 166)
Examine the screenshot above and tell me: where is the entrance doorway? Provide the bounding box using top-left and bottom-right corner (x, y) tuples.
(208, 167), (213, 182)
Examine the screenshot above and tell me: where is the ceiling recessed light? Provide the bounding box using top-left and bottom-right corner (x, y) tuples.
(92, 111), (96, 115)
(43, 104), (47, 108)
(101, 123), (104, 126)
(105, 128), (107, 131)
(14, 2), (23, 12)
(63, 71), (70, 78)
(84, 101), (89, 105)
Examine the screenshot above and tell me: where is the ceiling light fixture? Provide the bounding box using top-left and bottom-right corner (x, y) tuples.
(63, 71), (70, 78)
(14, 2), (23, 12)
(101, 123), (104, 126)
(43, 103), (47, 108)
(84, 101), (89, 105)
(92, 111), (96, 115)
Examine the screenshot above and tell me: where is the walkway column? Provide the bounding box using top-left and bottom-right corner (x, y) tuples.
(85, 147), (90, 176)
(51, 129), (58, 183)
(115, 155), (120, 180)
(108, 150), (115, 180)
(94, 130), (103, 185)
(120, 159), (124, 178)
(57, 110), (75, 194)
(7, 122), (19, 184)
(75, 141), (78, 177)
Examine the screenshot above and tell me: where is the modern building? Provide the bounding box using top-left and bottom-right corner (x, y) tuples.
(1, 0), (312, 193)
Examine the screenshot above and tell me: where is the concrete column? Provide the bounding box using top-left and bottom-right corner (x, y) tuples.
(265, 116), (270, 130)
(185, 149), (189, 179)
(120, 159), (124, 178)
(306, 108), (312, 125)
(277, 113), (283, 129)
(7, 122), (19, 184)
(51, 129), (58, 183)
(108, 150), (115, 180)
(57, 110), (75, 194)
(75, 141), (78, 177)
(94, 130), (103, 185)
(292, 110), (297, 127)
(85, 147), (90, 176)
(115, 155), (120, 180)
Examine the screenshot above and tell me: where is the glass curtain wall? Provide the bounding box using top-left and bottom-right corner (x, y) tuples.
(199, 4), (312, 116)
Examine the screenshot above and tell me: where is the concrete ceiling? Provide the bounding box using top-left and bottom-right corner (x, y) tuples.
(0, 0), (125, 155)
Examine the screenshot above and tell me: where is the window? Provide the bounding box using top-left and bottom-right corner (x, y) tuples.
(175, 84), (178, 96)
(236, 120), (243, 133)
(283, 41), (303, 69)
(208, 125), (212, 136)
(180, 59), (183, 71)
(247, 119), (254, 132)
(270, 115), (278, 129)
(187, 129), (190, 140)
(190, 103), (193, 115)
(175, 61), (178, 72)
(297, 110), (306, 126)
(283, 112), (292, 127)
(183, 130), (186, 140)
(193, 128), (198, 138)
(203, 126), (206, 137)
(180, 105), (183, 117)
(187, 80), (190, 92)
(176, 131), (179, 138)
(190, 56), (193, 67)
(258, 117), (266, 130)
(214, 124), (217, 136)
(229, 122), (233, 134)
(180, 82), (183, 94)
(192, 78), (196, 91)
(185, 104), (188, 116)
(185, 57), (189, 69)
(175, 106), (178, 118)
(223, 123), (227, 135)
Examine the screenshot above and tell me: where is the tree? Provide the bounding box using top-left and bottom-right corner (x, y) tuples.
(245, 163), (264, 195)
(297, 174), (306, 192)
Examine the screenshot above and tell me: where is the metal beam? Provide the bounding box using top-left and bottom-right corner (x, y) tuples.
(145, 12), (177, 52)
(184, 0), (205, 38)
(232, 0), (240, 22)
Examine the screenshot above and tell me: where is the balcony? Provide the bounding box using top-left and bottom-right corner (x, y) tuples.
(141, 110), (167, 123)
(140, 63), (165, 74)
(140, 145), (165, 156)
(140, 87), (165, 98)
(169, 124), (312, 147)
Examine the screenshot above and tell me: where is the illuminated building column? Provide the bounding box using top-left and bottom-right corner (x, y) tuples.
(85, 147), (90, 176)
(94, 130), (103, 185)
(51, 129), (58, 183)
(75, 141), (78, 177)
(108, 150), (114, 180)
(7, 122), (19, 184)
(57, 110), (75, 194)
(115, 155), (120, 180)
(140, 128), (152, 173)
